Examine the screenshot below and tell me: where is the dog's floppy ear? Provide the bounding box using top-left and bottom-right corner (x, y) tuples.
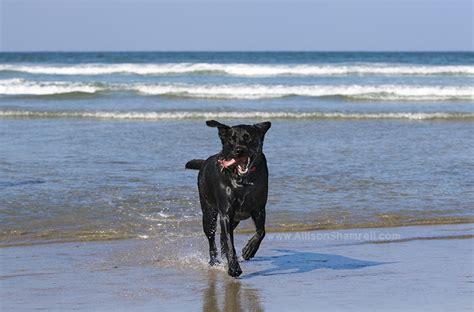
(206, 120), (230, 138)
(254, 121), (271, 134)
(206, 120), (230, 129)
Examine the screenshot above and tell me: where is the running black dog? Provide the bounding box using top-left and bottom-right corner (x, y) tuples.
(185, 120), (271, 277)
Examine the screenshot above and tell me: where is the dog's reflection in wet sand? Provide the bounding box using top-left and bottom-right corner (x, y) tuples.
(202, 271), (263, 312)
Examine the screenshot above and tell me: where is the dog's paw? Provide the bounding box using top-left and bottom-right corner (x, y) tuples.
(209, 258), (221, 266)
(228, 266), (242, 278)
(228, 261), (242, 277)
(242, 244), (255, 261)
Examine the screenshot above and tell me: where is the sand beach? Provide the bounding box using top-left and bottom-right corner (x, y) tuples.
(2, 224), (472, 311)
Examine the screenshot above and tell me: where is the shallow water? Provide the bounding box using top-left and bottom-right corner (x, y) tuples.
(0, 52), (473, 246)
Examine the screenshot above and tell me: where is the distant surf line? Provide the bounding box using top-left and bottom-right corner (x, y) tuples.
(1, 63), (473, 76)
(1, 79), (473, 101)
(1, 110), (473, 121)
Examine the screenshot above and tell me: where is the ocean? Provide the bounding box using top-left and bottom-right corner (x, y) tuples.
(0, 52), (473, 247)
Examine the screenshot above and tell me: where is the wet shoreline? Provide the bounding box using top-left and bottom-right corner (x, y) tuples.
(1, 224), (473, 311)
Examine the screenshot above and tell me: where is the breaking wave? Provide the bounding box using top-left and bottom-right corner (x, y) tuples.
(1, 63), (473, 76)
(133, 84), (474, 101)
(0, 78), (102, 95)
(1, 110), (473, 120)
(1, 79), (472, 101)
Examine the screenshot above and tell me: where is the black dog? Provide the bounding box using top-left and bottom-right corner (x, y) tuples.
(186, 120), (271, 277)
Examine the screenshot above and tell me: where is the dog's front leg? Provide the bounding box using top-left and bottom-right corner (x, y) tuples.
(220, 220), (240, 259)
(219, 209), (242, 277)
(202, 210), (219, 266)
(242, 209), (266, 260)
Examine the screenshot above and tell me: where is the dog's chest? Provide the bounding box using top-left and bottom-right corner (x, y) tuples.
(228, 186), (254, 220)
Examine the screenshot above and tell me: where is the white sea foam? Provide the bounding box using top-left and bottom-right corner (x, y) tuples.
(133, 84), (474, 101)
(1, 63), (473, 76)
(141, 212), (175, 222)
(1, 110), (472, 120)
(1, 79), (472, 100)
(0, 78), (101, 95)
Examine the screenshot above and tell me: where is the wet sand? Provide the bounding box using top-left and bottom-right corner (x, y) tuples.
(1, 224), (473, 311)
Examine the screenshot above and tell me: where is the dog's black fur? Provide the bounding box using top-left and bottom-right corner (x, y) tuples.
(186, 120), (271, 277)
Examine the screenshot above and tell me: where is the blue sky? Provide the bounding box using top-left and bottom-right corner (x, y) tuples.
(1, 0), (472, 51)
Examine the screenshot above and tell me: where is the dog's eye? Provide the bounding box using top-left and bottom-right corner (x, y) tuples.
(243, 134), (251, 142)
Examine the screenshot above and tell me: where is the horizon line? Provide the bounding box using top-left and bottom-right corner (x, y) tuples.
(1, 50), (473, 53)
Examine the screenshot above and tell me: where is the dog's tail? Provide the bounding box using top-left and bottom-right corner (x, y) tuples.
(185, 159), (205, 170)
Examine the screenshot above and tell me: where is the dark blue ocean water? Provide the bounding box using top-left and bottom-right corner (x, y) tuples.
(0, 52), (473, 246)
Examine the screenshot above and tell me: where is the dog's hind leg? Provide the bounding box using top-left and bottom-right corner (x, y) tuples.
(242, 210), (266, 260)
(202, 207), (219, 266)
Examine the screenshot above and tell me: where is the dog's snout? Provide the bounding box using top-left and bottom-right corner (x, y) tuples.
(235, 147), (245, 156)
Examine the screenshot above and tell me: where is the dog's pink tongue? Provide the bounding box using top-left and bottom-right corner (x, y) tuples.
(219, 158), (237, 169)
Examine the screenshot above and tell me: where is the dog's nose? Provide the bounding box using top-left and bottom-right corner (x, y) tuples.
(235, 147), (245, 156)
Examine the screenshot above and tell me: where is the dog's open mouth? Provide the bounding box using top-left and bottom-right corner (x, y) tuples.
(218, 157), (252, 175)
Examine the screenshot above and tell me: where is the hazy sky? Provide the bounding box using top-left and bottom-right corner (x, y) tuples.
(1, 0), (472, 51)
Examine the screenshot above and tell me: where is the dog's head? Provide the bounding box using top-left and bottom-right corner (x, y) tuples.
(206, 120), (271, 176)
